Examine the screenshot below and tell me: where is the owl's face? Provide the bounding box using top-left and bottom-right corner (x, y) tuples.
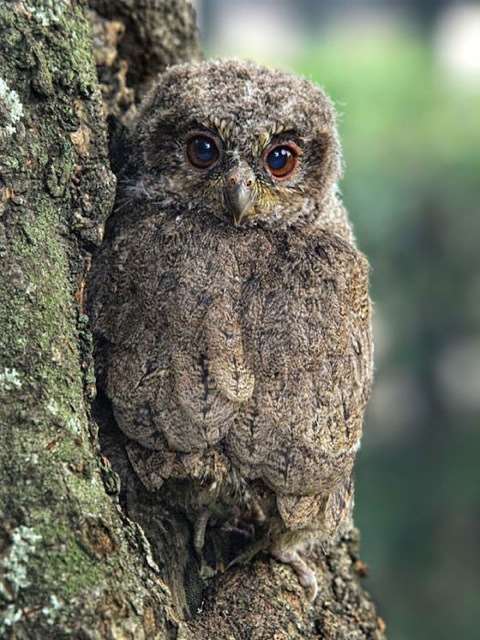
(134, 60), (342, 228)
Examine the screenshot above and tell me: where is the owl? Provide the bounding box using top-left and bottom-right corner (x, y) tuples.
(89, 59), (373, 601)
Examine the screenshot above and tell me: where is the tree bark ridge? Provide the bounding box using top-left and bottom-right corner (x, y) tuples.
(0, 3), (176, 637)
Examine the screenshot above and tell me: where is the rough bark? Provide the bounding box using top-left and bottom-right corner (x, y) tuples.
(89, 0), (201, 122)
(0, 1), (386, 638)
(0, 2), (176, 637)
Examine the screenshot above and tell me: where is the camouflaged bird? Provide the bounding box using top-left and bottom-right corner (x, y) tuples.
(89, 59), (373, 600)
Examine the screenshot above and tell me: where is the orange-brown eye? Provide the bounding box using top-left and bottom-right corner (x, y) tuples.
(264, 144), (299, 179)
(186, 134), (219, 169)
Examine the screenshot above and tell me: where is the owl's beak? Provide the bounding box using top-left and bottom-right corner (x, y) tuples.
(224, 166), (255, 225)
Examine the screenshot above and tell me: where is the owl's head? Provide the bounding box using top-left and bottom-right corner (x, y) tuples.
(130, 59), (342, 228)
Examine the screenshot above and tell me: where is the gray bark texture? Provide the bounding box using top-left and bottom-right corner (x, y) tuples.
(0, 1), (386, 638)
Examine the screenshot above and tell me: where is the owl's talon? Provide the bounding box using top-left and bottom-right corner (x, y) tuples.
(194, 509), (210, 555)
(250, 499), (266, 524)
(272, 548), (318, 602)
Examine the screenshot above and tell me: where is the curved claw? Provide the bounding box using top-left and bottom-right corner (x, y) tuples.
(194, 509), (210, 555)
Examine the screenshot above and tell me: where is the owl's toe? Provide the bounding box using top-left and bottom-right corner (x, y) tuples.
(272, 548), (318, 602)
(298, 565), (318, 602)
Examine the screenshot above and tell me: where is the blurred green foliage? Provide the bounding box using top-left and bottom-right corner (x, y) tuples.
(295, 32), (480, 640)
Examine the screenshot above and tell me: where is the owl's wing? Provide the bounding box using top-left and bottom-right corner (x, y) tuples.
(89, 213), (255, 455)
(227, 231), (373, 500)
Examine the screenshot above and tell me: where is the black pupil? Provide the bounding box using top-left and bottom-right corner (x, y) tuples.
(193, 136), (216, 163)
(268, 147), (291, 170)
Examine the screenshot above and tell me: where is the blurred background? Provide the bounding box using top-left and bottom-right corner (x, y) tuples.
(192, 1), (480, 638)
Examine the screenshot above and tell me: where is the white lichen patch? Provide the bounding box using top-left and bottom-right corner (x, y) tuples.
(0, 78), (24, 137)
(0, 367), (22, 391)
(25, 452), (39, 465)
(66, 415), (81, 434)
(0, 605), (23, 634)
(24, 0), (68, 27)
(46, 398), (84, 434)
(1, 530), (60, 632)
(46, 398), (59, 416)
(1, 526), (42, 597)
(41, 594), (63, 625)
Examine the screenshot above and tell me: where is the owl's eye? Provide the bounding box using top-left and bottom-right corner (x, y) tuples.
(186, 134), (220, 169)
(264, 144), (299, 179)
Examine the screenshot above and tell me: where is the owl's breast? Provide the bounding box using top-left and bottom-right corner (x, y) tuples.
(100, 217), (371, 498)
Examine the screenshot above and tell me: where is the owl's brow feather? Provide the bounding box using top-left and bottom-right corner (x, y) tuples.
(257, 126), (303, 156)
(200, 116), (301, 154)
(204, 116), (233, 140)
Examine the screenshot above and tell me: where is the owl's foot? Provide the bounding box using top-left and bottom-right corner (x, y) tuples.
(221, 523), (255, 540)
(272, 548), (318, 602)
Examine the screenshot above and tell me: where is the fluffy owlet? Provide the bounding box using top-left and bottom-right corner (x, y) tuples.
(89, 59), (373, 601)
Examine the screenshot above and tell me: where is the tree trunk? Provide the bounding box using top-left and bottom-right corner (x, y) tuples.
(0, 2), (386, 638)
